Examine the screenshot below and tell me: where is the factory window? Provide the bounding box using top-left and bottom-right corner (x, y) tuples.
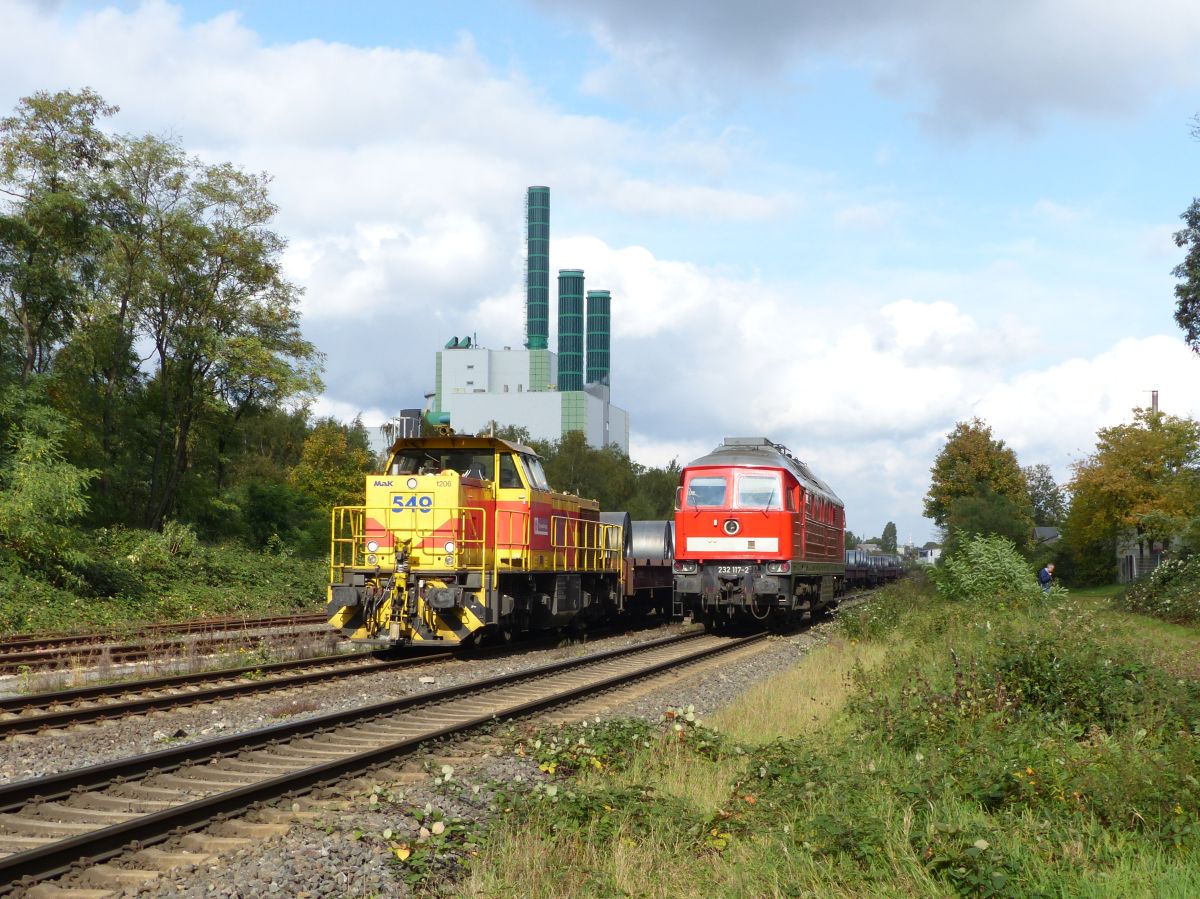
(466, 380), (474, 386)
(517, 384), (523, 392)
(467, 364), (474, 370)
(503, 384), (509, 392)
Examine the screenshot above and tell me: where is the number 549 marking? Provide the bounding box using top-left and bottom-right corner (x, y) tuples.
(392, 495), (433, 513)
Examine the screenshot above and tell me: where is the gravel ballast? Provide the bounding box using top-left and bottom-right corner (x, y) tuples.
(10, 616), (847, 897)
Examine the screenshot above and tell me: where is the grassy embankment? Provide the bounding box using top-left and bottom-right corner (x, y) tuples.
(467, 575), (1200, 898)
(0, 522), (326, 636)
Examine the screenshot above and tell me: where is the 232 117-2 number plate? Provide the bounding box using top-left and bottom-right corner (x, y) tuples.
(716, 565), (751, 575)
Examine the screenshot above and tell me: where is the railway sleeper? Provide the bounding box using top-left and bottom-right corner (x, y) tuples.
(24, 802), (141, 825)
(209, 820), (291, 840)
(78, 864), (161, 889)
(131, 847), (214, 868)
(66, 793), (176, 812)
(178, 833), (254, 854)
(0, 813), (98, 836)
(24, 885), (113, 899)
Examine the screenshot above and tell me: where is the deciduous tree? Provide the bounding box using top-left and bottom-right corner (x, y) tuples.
(289, 419), (374, 511)
(881, 521), (898, 553)
(1066, 407), (1200, 553)
(0, 89), (116, 380)
(925, 418), (1030, 527)
(1023, 463), (1066, 527)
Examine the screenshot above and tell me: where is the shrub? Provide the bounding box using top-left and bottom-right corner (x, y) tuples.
(1117, 555), (1200, 624)
(931, 535), (1043, 605)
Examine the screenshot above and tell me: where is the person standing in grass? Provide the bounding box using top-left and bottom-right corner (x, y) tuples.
(1038, 562), (1055, 594)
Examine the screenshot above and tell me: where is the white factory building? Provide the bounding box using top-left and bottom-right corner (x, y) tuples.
(422, 187), (630, 453)
(432, 343), (630, 453)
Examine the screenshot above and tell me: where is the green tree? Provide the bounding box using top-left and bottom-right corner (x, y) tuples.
(1064, 407), (1200, 583)
(0, 386), (97, 564)
(115, 140), (319, 528)
(476, 421), (533, 445)
(881, 521), (897, 553)
(1173, 196), (1200, 353)
(289, 419), (375, 511)
(1023, 463), (1066, 527)
(845, 530), (860, 550)
(925, 417), (1031, 523)
(943, 487), (1035, 559)
(0, 89), (116, 380)
(926, 418), (1033, 556)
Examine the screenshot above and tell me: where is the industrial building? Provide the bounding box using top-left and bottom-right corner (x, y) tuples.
(427, 187), (630, 452)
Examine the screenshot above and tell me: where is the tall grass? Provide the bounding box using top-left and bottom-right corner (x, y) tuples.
(465, 579), (1200, 898)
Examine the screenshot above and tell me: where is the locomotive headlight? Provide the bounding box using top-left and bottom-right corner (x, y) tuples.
(673, 560), (698, 574)
(367, 554), (378, 565)
(765, 561), (791, 574)
(444, 540), (456, 554)
(723, 519), (741, 535)
(406, 477), (418, 489)
(366, 540), (379, 553)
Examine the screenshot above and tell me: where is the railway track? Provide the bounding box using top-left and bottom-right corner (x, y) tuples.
(0, 630), (760, 894)
(0, 649), (453, 737)
(0, 613), (326, 655)
(0, 614), (329, 675)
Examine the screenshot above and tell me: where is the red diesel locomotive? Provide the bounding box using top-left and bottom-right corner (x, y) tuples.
(673, 437), (845, 629)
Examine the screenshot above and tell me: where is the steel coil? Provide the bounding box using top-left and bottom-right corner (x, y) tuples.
(630, 520), (672, 560)
(599, 511), (632, 555)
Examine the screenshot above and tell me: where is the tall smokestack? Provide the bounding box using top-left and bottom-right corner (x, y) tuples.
(557, 269), (584, 391)
(524, 187), (550, 350)
(586, 289), (610, 388)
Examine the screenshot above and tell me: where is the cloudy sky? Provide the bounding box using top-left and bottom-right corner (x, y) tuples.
(5, 0), (1200, 543)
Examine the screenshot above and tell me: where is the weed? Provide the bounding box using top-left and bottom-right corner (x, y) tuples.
(389, 804), (482, 890)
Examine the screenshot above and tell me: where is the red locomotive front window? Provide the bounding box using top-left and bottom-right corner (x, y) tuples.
(684, 475), (727, 507)
(736, 473), (782, 509)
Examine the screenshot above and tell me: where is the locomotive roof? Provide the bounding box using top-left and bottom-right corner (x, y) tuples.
(685, 437), (843, 506)
(386, 434), (540, 459)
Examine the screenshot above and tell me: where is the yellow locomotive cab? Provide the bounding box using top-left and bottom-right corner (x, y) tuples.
(327, 435), (623, 646)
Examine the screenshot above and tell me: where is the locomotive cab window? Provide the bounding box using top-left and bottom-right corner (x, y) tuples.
(519, 454), (550, 490)
(684, 476), (727, 508)
(736, 473), (782, 509)
(498, 454), (524, 489)
(388, 449), (494, 480)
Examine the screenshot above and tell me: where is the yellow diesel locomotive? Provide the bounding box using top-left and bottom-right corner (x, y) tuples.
(326, 434), (624, 646)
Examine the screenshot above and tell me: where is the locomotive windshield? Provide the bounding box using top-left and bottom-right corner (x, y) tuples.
(684, 475), (727, 507)
(736, 473), (782, 509)
(388, 449), (495, 480)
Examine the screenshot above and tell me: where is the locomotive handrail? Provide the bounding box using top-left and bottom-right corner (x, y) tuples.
(550, 516), (622, 573)
(331, 506), (620, 578)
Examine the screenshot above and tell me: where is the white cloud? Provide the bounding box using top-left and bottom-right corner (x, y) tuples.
(539, 0), (1200, 132)
(834, 201), (901, 231)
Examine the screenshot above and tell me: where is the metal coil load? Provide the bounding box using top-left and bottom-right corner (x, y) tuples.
(599, 511), (632, 555)
(630, 520), (672, 561)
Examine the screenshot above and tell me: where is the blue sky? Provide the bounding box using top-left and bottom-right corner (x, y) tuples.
(7, 0), (1200, 544)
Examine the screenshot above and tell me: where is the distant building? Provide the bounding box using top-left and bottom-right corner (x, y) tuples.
(424, 186), (630, 452)
(1033, 527), (1061, 547)
(432, 342), (629, 452)
(1116, 531), (1165, 583)
(916, 546), (942, 566)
